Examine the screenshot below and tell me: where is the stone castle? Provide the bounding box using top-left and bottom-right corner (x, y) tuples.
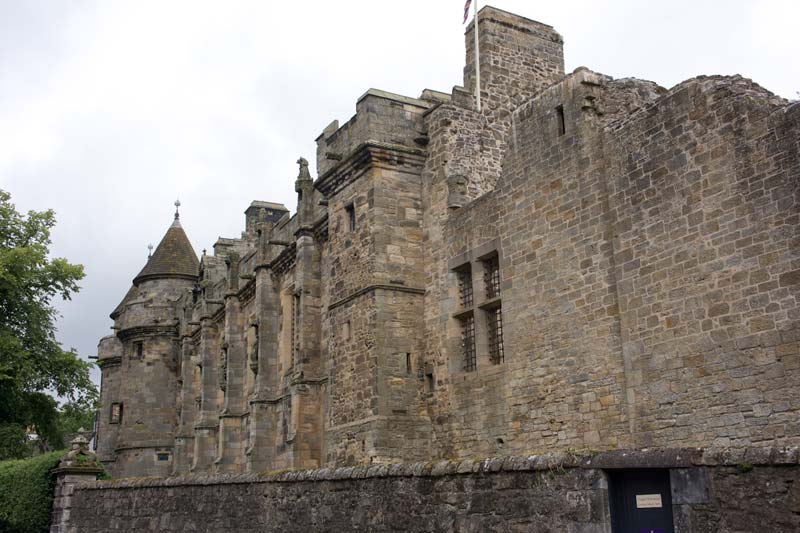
(96, 6), (800, 479)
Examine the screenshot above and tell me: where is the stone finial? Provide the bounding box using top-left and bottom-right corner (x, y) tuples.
(148, 243), (154, 258)
(297, 157), (312, 182)
(57, 433), (100, 469)
(170, 199), (184, 228)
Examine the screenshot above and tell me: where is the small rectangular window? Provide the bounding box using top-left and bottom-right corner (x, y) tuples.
(556, 105), (566, 136)
(157, 453), (170, 461)
(134, 342), (143, 359)
(487, 307), (505, 364)
(460, 314), (476, 372)
(425, 371), (435, 392)
(456, 266), (473, 308)
(110, 402), (123, 424)
(483, 255), (500, 299)
(345, 203), (356, 232)
(405, 353), (412, 374)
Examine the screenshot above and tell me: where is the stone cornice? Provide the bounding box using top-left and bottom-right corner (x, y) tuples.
(314, 141), (427, 197)
(97, 356), (122, 368)
(328, 284), (425, 312)
(117, 324), (178, 342)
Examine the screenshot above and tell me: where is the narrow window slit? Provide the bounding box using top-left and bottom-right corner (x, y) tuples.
(556, 104), (566, 136)
(345, 203), (356, 232)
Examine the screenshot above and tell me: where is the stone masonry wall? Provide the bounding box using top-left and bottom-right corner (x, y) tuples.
(96, 335), (122, 463)
(424, 68), (800, 459)
(61, 449), (800, 532)
(606, 77), (800, 448)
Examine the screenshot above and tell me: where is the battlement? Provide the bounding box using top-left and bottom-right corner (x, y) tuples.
(244, 200), (288, 232)
(315, 89), (432, 178)
(464, 5), (564, 115)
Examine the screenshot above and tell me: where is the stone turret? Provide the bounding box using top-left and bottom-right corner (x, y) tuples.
(98, 203), (199, 477)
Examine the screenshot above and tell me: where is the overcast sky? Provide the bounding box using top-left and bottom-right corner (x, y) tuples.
(1, 0), (797, 387)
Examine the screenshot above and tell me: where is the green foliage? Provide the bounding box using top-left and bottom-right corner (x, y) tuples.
(0, 189), (97, 458)
(0, 451), (63, 532)
(56, 398), (97, 440)
(0, 424), (29, 461)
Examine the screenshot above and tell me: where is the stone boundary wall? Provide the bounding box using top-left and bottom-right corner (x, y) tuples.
(62, 448), (800, 532)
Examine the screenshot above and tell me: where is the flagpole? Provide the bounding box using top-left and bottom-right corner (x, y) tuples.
(473, 0), (481, 112)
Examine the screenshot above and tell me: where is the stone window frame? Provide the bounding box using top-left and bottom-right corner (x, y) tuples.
(156, 449), (171, 462)
(459, 313), (477, 372)
(292, 289), (301, 368)
(130, 340), (144, 360)
(449, 239), (505, 374)
(486, 305), (504, 364)
(345, 202), (356, 232)
(555, 104), (566, 136)
(110, 402), (123, 424)
(456, 264), (474, 308)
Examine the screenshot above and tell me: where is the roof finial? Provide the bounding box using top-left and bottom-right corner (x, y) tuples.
(147, 243), (154, 258)
(174, 199), (181, 219)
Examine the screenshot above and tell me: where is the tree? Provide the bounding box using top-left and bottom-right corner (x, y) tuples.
(0, 189), (96, 457)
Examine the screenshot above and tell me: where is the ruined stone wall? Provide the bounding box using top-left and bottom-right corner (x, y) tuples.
(60, 450), (800, 532)
(315, 90), (430, 177)
(606, 77), (800, 448)
(464, 8), (564, 116)
(425, 66), (800, 459)
(461, 7), (564, 199)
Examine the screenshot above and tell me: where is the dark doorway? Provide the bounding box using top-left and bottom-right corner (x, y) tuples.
(608, 469), (674, 533)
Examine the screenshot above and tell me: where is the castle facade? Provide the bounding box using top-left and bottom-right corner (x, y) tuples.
(96, 7), (800, 479)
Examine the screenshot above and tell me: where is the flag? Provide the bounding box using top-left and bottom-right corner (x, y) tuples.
(463, 0), (472, 23)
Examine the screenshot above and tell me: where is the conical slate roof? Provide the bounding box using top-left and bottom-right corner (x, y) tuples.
(133, 214), (199, 285)
(110, 284), (138, 319)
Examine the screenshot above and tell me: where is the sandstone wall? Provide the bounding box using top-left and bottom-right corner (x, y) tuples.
(61, 450), (800, 532)
(96, 335), (123, 463)
(607, 77), (800, 448)
(424, 68), (800, 457)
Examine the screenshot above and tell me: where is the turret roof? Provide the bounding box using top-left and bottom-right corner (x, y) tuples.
(109, 284), (138, 320)
(133, 213), (199, 285)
